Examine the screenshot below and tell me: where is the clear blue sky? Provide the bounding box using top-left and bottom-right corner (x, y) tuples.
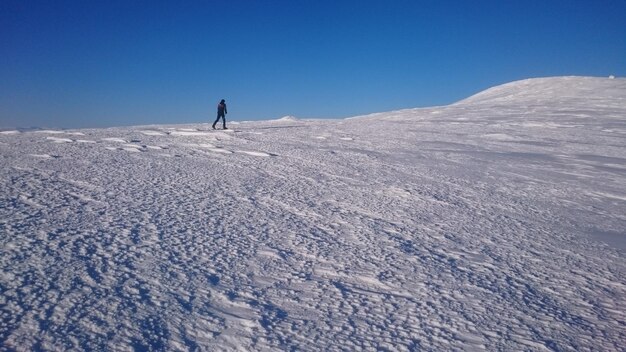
(1, 0), (625, 128)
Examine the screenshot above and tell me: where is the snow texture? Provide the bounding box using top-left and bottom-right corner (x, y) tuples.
(1, 76), (625, 351)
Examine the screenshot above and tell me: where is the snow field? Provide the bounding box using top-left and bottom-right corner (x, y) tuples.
(1, 77), (625, 351)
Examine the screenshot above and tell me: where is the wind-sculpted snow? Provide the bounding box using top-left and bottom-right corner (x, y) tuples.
(1, 77), (625, 351)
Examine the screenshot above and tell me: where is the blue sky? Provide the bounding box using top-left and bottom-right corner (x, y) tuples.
(1, 0), (625, 128)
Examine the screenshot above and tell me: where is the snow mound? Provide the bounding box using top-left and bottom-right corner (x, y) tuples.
(274, 115), (300, 122)
(456, 76), (626, 106)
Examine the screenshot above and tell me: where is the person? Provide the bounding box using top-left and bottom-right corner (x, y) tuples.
(212, 99), (227, 129)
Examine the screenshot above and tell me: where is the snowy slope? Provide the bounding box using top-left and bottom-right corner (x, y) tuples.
(457, 76), (625, 107)
(1, 77), (625, 351)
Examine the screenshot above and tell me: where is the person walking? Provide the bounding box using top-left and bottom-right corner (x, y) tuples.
(212, 99), (227, 129)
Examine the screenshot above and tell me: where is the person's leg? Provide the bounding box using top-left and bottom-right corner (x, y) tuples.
(212, 114), (221, 128)
(222, 115), (227, 129)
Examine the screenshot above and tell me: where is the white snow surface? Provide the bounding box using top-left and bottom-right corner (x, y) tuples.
(1, 77), (625, 351)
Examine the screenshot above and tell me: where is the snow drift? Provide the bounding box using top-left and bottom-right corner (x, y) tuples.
(1, 77), (625, 351)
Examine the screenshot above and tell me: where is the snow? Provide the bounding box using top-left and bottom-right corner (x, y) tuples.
(274, 116), (300, 122)
(1, 76), (625, 350)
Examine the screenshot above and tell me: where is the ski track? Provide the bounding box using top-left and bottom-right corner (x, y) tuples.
(1, 77), (625, 351)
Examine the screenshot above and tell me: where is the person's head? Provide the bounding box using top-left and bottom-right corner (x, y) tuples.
(220, 99), (225, 103)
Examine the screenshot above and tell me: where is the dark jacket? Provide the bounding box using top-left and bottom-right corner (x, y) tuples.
(217, 102), (227, 116)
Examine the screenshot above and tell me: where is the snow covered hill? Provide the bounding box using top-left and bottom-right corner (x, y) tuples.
(457, 76), (625, 107)
(1, 77), (625, 351)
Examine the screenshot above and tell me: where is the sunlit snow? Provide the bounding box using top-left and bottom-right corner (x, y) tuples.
(1, 77), (625, 350)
